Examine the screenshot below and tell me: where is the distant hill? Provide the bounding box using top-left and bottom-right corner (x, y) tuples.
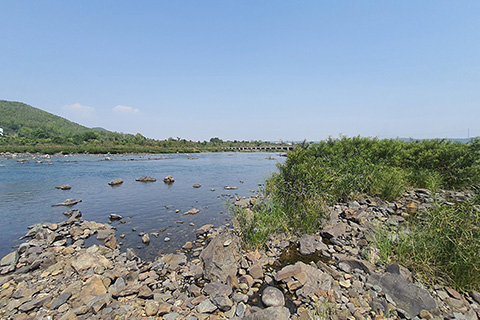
(0, 100), (99, 137)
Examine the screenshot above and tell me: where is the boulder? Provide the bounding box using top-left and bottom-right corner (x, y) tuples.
(368, 272), (436, 318)
(71, 250), (113, 273)
(200, 231), (241, 283)
(1, 251), (19, 267)
(108, 178), (123, 186)
(136, 176), (156, 182)
(261, 286), (285, 307)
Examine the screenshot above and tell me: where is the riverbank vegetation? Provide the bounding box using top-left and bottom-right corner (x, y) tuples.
(235, 137), (480, 291)
(0, 100), (289, 154)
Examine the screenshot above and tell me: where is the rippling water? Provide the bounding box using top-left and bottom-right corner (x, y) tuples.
(0, 152), (283, 259)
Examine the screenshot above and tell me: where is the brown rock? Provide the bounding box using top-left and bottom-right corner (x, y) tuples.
(406, 201), (418, 214)
(104, 235), (117, 250)
(145, 300), (158, 316)
(77, 275), (107, 304)
(248, 263), (263, 279)
(108, 178), (123, 186)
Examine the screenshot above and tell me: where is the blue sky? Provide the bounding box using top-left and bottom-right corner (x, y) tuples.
(1, 1), (479, 141)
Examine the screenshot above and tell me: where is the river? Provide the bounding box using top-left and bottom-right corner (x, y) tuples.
(0, 152), (283, 260)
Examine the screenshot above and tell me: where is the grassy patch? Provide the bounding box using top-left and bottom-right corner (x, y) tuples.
(372, 195), (480, 292)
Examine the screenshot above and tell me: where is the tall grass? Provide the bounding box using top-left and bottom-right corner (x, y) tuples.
(373, 195), (480, 292)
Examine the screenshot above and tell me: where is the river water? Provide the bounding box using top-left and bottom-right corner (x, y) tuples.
(0, 152), (283, 260)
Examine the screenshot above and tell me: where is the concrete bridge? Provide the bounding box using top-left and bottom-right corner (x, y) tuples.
(221, 145), (294, 152)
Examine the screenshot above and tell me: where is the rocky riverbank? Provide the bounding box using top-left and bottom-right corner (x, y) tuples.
(1, 190), (480, 319)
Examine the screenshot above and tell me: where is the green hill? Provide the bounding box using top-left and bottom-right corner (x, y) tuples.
(0, 100), (93, 137)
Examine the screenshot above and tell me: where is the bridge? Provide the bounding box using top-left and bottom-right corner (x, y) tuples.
(221, 145), (294, 152)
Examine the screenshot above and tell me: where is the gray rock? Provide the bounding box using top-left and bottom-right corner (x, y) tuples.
(1, 251), (19, 267)
(368, 272), (437, 318)
(162, 253), (187, 270)
(338, 258), (375, 275)
(200, 231), (241, 282)
(243, 306), (290, 320)
(52, 198), (82, 207)
(203, 282), (232, 297)
(299, 234), (328, 255)
(50, 292), (72, 309)
(470, 291), (480, 304)
(386, 263), (412, 282)
(236, 302), (246, 317)
(196, 299), (217, 313)
(261, 286), (285, 307)
(322, 222), (349, 239)
(211, 295), (233, 311)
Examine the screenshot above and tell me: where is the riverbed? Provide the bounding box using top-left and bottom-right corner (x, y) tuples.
(0, 152), (283, 259)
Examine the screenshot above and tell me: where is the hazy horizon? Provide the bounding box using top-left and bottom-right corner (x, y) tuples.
(1, 2), (479, 141)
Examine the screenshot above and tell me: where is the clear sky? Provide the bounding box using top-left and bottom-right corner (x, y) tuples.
(1, 1), (479, 141)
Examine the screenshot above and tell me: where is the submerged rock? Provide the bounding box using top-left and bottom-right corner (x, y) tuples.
(52, 198), (82, 207)
(184, 208), (200, 215)
(55, 185), (71, 190)
(136, 176), (156, 182)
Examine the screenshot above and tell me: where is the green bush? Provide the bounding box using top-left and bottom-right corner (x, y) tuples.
(236, 136), (480, 247)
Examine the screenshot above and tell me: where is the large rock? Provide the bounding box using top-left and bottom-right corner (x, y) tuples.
(261, 286), (284, 307)
(71, 250), (113, 273)
(161, 253), (187, 271)
(322, 222), (349, 239)
(276, 261), (333, 298)
(243, 306), (290, 320)
(76, 275), (107, 304)
(1, 251), (19, 267)
(299, 234), (328, 255)
(200, 231), (241, 283)
(368, 272), (436, 318)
